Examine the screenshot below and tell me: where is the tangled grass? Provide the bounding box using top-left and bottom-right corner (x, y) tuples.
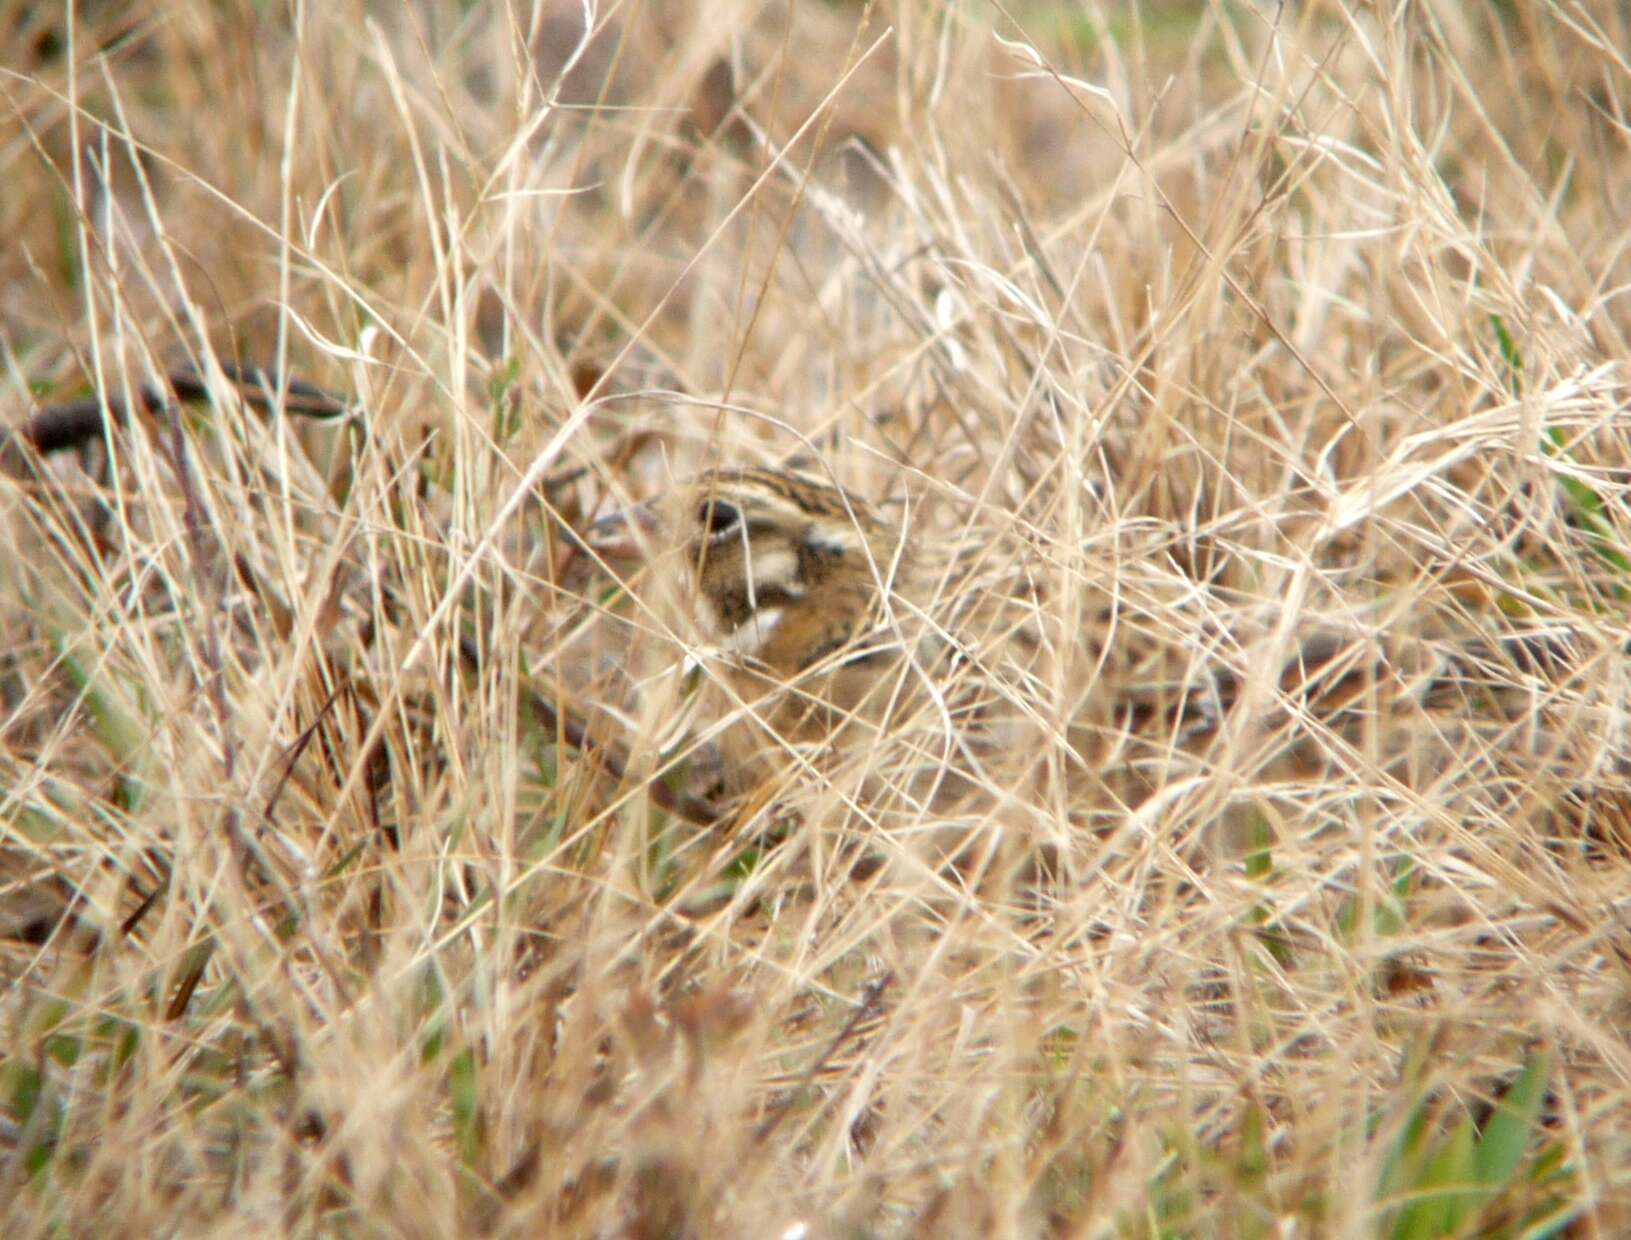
(3, 1), (1630, 1234)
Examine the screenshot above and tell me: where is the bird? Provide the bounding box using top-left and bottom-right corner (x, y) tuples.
(593, 467), (922, 771)
(587, 464), (1216, 827)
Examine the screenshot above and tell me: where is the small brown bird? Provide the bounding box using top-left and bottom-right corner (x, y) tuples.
(593, 465), (1175, 816)
(657, 466), (918, 718)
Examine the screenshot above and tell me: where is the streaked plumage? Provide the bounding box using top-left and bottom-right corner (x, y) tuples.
(602, 467), (1122, 814)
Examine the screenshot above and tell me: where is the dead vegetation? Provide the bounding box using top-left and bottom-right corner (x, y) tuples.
(3, 1), (1631, 1234)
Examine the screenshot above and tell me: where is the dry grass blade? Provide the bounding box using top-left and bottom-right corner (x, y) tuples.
(3, 2), (1630, 1236)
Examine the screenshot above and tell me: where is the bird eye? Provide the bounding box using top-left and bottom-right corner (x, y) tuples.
(698, 498), (740, 538)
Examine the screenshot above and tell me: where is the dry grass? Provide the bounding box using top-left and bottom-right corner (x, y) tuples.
(4, 1), (1631, 1235)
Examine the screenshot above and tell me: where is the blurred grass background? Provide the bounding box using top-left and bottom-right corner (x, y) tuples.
(2, 1), (1630, 1235)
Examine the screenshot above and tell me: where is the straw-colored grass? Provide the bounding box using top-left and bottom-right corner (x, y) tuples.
(3, 1), (1630, 1234)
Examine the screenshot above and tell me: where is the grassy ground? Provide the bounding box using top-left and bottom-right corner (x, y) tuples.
(3, 1), (1630, 1234)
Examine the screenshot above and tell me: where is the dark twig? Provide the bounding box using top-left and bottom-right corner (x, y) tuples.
(1, 362), (351, 469)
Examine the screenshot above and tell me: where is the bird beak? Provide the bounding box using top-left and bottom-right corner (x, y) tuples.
(584, 499), (659, 560)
